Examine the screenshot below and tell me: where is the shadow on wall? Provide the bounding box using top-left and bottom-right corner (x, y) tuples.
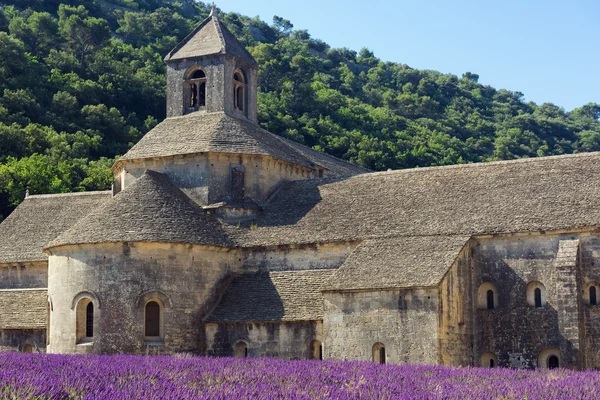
(472, 242), (579, 369)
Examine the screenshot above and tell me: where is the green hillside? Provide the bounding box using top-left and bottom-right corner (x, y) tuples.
(0, 0), (598, 220)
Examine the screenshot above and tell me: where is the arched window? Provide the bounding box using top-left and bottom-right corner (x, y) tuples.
(481, 352), (498, 368)
(145, 300), (162, 341)
(586, 282), (599, 306)
(310, 340), (323, 360)
(487, 290), (494, 310)
(86, 302), (94, 338)
(477, 283), (498, 310)
(372, 342), (385, 364)
(234, 341), (248, 358)
(185, 67), (207, 112)
(534, 288), (542, 307)
(538, 348), (560, 369)
(526, 281), (547, 308)
(75, 297), (94, 344)
(22, 344), (32, 353)
(233, 69), (247, 115)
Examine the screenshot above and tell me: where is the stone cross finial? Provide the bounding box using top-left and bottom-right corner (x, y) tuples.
(209, 3), (216, 17)
(25, 189), (29, 199)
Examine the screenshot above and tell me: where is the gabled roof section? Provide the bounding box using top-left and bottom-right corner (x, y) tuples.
(46, 170), (232, 250)
(326, 236), (470, 291)
(205, 269), (334, 323)
(0, 191), (111, 264)
(165, 13), (257, 65)
(231, 151), (600, 247)
(118, 112), (368, 175)
(0, 289), (47, 330)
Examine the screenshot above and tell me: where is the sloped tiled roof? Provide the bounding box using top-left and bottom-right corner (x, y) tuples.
(46, 170), (232, 250)
(119, 111), (369, 175)
(0, 191), (111, 263)
(233, 152), (600, 247)
(0, 289), (47, 330)
(165, 14), (257, 65)
(325, 236), (470, 291)
(205, 269), (334, 323)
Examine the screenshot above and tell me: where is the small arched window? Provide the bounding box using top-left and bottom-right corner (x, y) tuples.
(185, 67), (207, 112)
(477, 283), (498, 310)
(145, 300), (162, 341)
(86, 302), (94, 338)
(526, 281), (547, 308)
(481, 352), (497, 368)
(586, 282), (599, 306)
(76, 297), (94, 344)
(234, 341), (248, 358)
(233, 69), (247, 116)
(487, 290), (494, 310)
(538, 348), (560, 369)
(372, 342), (385, 364)
(534, 288), (542, 307)
(310, 340), (323, 360)
(22, 343), (33, 353)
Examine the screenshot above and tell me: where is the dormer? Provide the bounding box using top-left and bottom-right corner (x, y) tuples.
(164, 9), (258, 122)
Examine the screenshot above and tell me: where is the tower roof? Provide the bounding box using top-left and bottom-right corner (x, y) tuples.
(45, 170), (232, 250)
(165, 12), (257, 65)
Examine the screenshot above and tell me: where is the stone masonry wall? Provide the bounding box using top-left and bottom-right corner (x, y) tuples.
(322, 289), (438, 364)
(578, 234), (600, 369)
(471, 234), (581, 369)
(242, 242), (357, 272)
(0, 330), (45, 353)
(439, 246), (473, 366)
(0, 261), (47, 289)
(47, 242), (240, 355)
(119, 153), (315, 207)
(205, 321), (321, 359)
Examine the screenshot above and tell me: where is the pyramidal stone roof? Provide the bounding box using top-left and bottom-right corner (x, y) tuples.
(46, 170), (232, 250)
(119, 111), (369, 176)
(0, 191), (111, 264)
(165, 13), (257, 65)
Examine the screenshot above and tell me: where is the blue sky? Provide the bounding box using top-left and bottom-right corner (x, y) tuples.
(218, 0), (598, 111)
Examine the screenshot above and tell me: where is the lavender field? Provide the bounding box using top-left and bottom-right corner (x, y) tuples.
(0, 353), (598, 399)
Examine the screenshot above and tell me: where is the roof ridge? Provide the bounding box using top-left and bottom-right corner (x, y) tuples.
(348, 151), (600, 179)
(210, 15), (226, 53)
(27, 191), (112, 199)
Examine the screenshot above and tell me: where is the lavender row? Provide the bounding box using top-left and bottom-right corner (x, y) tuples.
(0, 353), (598, 399)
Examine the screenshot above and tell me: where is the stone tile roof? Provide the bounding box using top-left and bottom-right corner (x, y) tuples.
(325, 236), (470, 291)
(0, 192), (111, 263)
(165, 14), (257, 65)
(0, 289), (47, 330)
(205, 269), (334, 323)
(235, 152), (600, 247)
(119, 111), (368, 175)
(46, 170), (232, 250)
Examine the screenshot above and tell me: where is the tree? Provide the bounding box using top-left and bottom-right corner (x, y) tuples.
(8, 11), (58, 55)
(58, 5), (109, 72)
(272, 15), (293, 35)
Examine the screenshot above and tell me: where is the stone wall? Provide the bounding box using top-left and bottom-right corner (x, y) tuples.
(322, 289), (438, 364)
(439, 246), (473, 366)
(242, 242), (357, 272)
(166, 55), (257, 121)
(579, 234), (600, 369)
(205, 321), (321, 359)
(0, 261), (47, 289)
(471, 234), (581, 369)
(119, 153), (315, 207)
(0, 329), (45, 353)
(47, 242), (240, 355)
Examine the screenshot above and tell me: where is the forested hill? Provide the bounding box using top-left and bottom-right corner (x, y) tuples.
(0, 0), (599, 221)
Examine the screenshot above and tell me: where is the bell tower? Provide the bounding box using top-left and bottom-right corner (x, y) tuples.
(164, 6), (258, 122)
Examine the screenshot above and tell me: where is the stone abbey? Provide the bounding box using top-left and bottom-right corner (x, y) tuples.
(2, 11), (600, 370)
